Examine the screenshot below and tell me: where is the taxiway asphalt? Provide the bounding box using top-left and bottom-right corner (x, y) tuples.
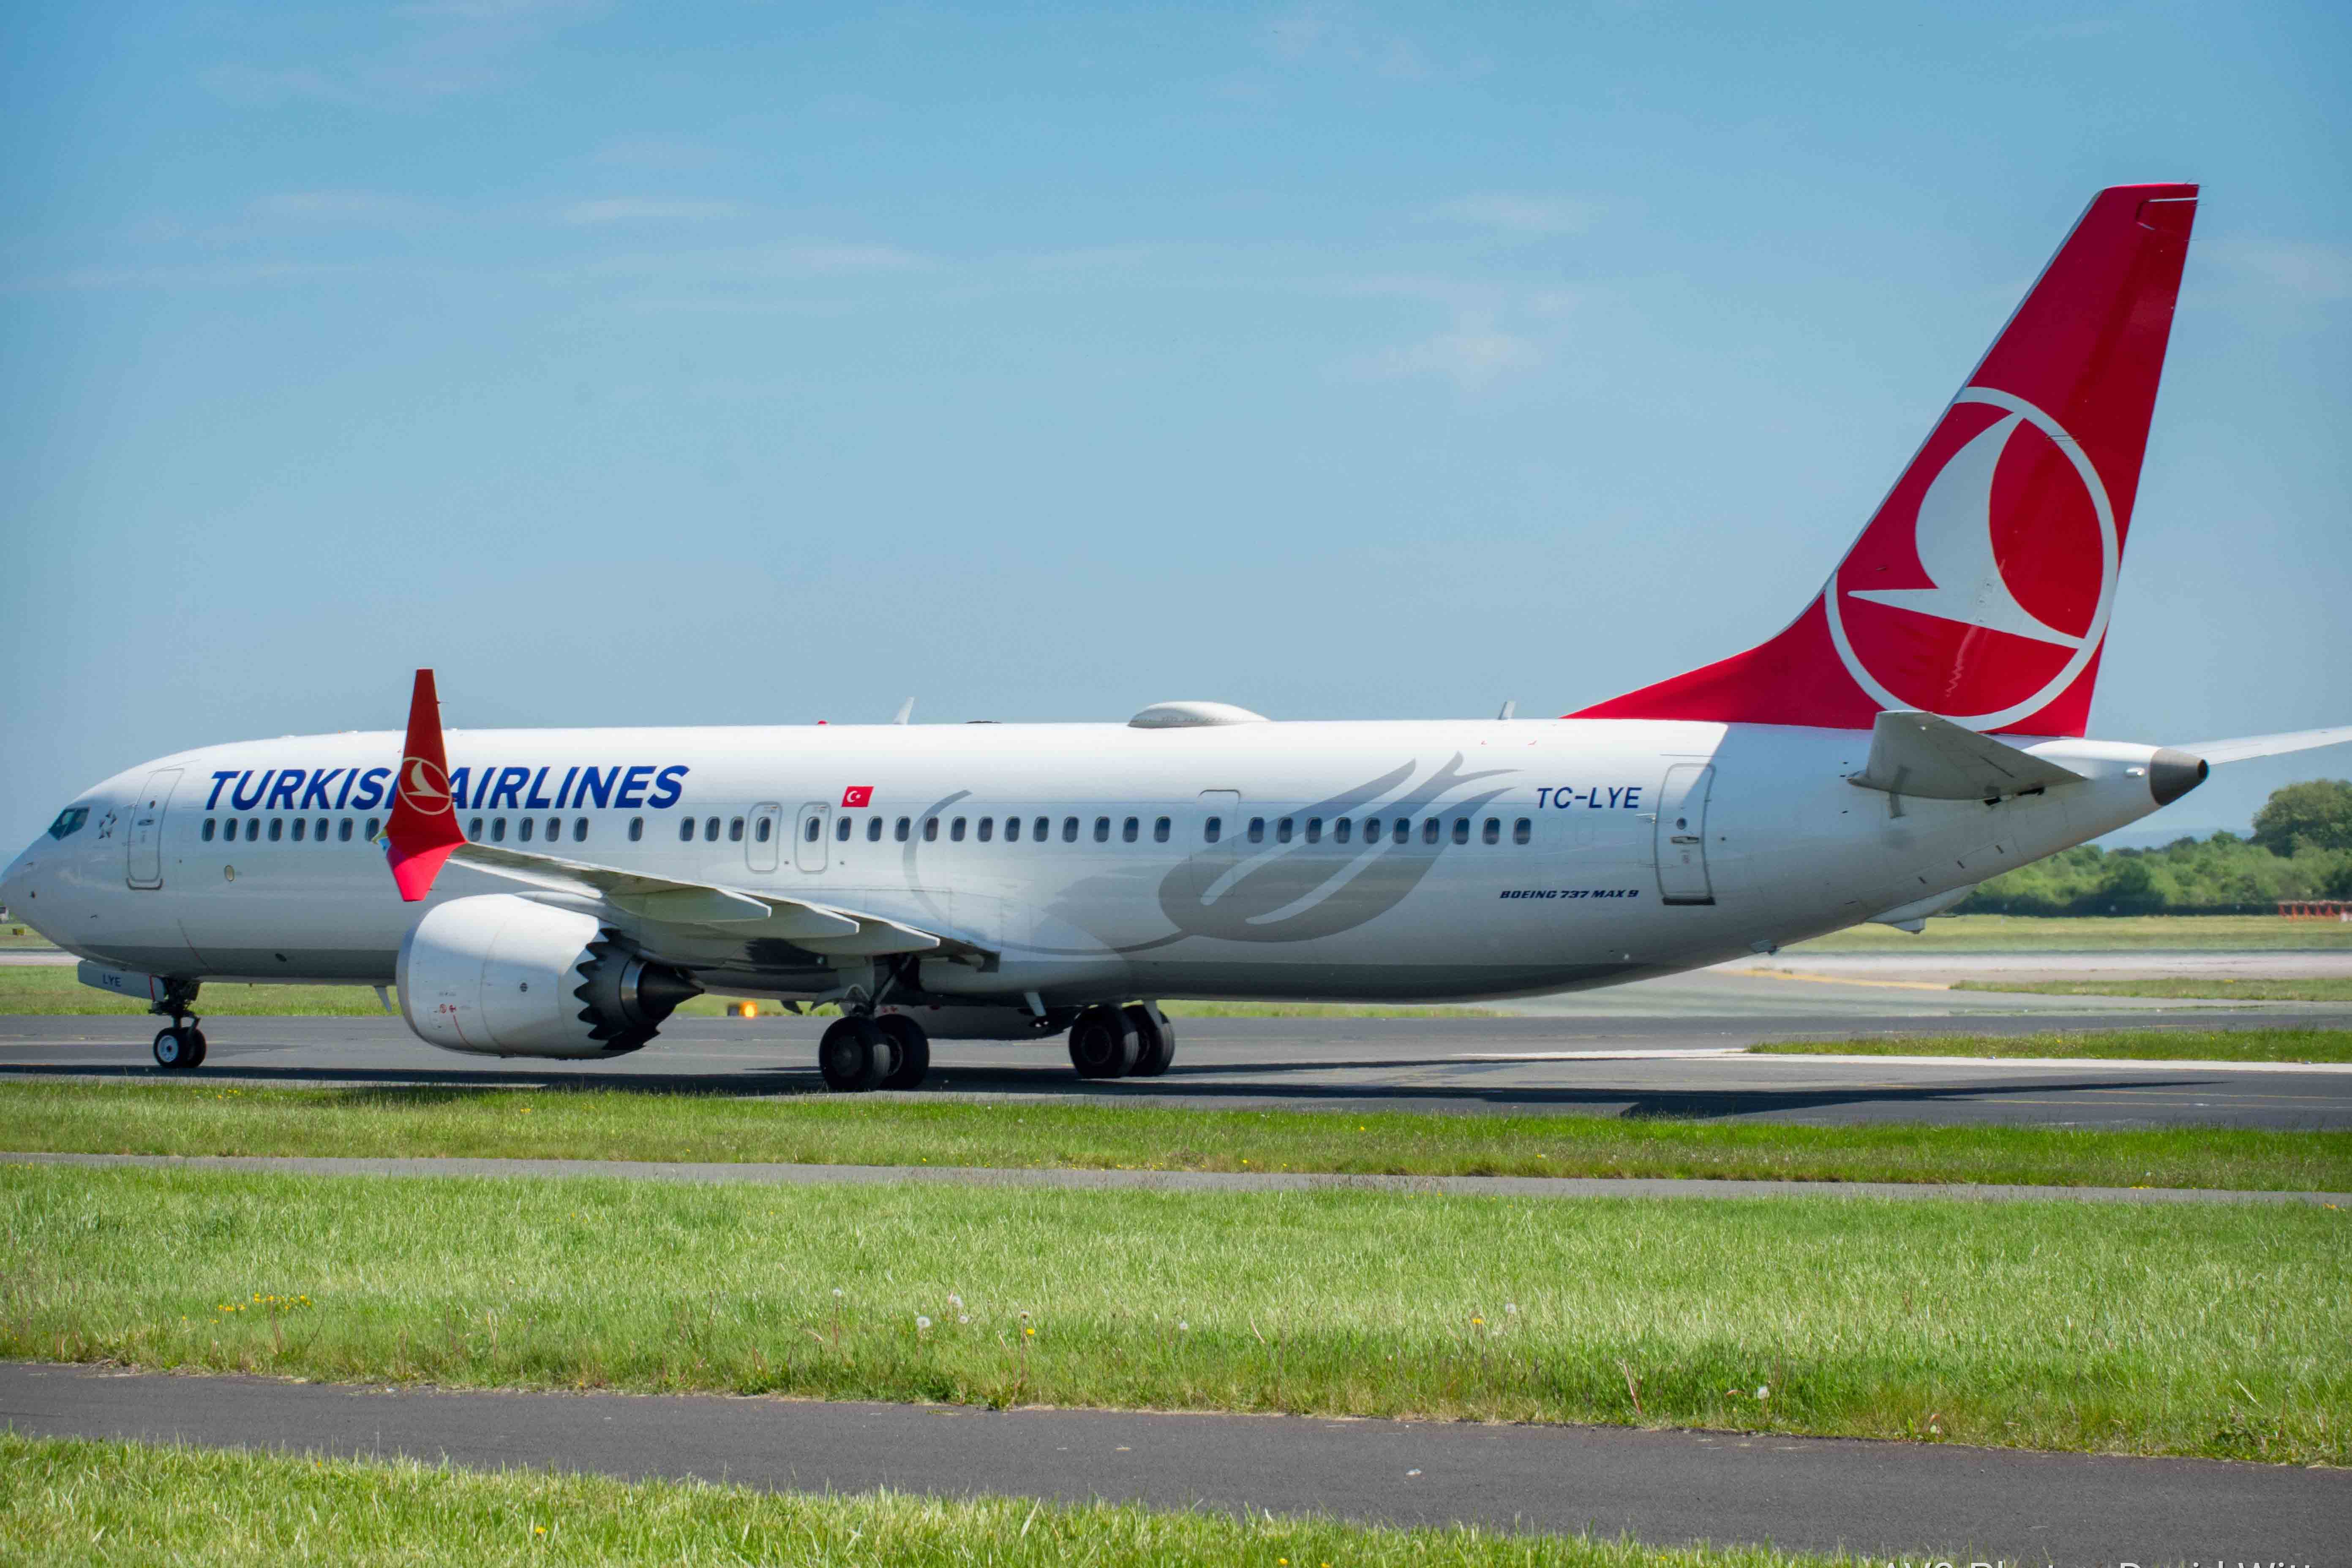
(5, 1004), (2350, 1127)
(5, 1363), (2341, 1565)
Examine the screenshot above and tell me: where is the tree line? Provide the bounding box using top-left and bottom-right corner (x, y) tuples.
(1959, 779), (2352, 915)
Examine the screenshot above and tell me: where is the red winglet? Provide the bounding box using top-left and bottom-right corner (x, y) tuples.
(384, 669), (466, 902)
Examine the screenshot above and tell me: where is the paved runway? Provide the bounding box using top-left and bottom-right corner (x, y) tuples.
(6, 1004), (2350, 1127)
(6, 1363), (2341, 1565)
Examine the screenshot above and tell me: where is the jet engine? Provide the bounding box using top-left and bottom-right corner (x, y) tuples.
(397, 893), (700, 1059)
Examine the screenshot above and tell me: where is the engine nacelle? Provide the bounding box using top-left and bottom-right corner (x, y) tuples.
(397, 893), (700, 1059)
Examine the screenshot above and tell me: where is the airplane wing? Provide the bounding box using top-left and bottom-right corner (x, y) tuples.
(378, 667), (985, 962)
(2177, 725), (2352, 766)
(448, 841), (972, 959)
(1846, 710), (2086, 802)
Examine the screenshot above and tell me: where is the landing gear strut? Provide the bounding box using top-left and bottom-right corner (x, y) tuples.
(148, 979), (206, 1071)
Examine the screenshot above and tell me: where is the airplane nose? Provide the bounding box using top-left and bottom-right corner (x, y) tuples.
(0, 847), (30, 918)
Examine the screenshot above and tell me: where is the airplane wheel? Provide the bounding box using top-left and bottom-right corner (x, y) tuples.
(1125, 1004), (1174, 1077)
(1067, 1006), (1140, 1079)
(818, 1016), (889, 1092)
(152, 1026), (203, 1071)
(875, 1015), (931, 1090)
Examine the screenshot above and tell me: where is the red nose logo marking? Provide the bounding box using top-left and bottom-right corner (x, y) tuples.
(1826, 387), (2118, 731)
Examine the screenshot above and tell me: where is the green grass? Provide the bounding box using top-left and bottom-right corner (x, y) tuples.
(1159, 1000), (1499, 1018)
(6, 1165), (2345, 1463)
(6, 1082), (2349, 1190)
(0, 1435), (1851, 1568)
(1, 924), (60, 948)
(1793, 913), (2352, 951)
(1750, 1026), (2352, 1064)
(1953, 976), (2352, 1003)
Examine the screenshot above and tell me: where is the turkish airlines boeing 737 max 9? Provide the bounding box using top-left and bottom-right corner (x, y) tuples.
(7, 183), (2347, 1089)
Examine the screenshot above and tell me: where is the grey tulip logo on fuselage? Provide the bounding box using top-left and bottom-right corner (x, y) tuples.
(1154, 754), (1512, 944)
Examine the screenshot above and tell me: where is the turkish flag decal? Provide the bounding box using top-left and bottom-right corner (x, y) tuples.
(841, 785), (873, 809)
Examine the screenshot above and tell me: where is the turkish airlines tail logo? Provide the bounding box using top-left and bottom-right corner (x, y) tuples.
(385, 669), (467, 901)
(1845, 411), (2085, 648)
(1571, 183), (2195, 737)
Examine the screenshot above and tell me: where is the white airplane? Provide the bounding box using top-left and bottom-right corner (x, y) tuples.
(7, 183), (2347, 1089)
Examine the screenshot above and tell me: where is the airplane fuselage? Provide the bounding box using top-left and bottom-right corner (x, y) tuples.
(5, 716), (2173, 1015)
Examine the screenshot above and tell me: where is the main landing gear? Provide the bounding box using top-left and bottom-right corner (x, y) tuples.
(818, 1012), (932, 1093)
(149, 979), (207, 1071)
(1068, 1003), (1175, 1081)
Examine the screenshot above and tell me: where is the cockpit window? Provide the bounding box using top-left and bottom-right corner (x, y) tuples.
(46, 807), (89, 841)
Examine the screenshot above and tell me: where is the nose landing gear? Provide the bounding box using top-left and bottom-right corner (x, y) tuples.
(148, 979), (207, 1070)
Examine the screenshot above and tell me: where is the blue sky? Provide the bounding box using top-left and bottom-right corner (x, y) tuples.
(5, 1), (2347, 852)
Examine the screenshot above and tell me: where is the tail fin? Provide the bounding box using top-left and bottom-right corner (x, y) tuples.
(384, 668), (466, 901)
(1572, 183), (2198, 736)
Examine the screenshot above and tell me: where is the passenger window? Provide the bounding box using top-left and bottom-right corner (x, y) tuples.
(896, 817), (912, 842)
(1005, 816), (1022, 842)
(1395, 820), (1412, 845)
(1304, 817), (1321, 843)
(629, 817), (644, 841)
(705, 817), (720, 843)
(1452, 818), (1469, 845)
(365, 817), (380, 841)
(1062, 817), (1078, 843)
(977, 817), (993, 842)
(757, 817), (774, 844)
(1247, 817), (1265, 844)
(246, 819), (260, 841)
(951, 817), (967, 842)
(1153, 816), (1170, 843)
(679, 818), (695, 842)
(1204, 816), (1221, 844)
(1482, 817), (1500, 845)
(547, 818), (560, 842)
(1034, 816), (1049, 842)
(924, 818), (939, 842)
(833, 816), (849, 842)
(729, 817), (745, 842)
(574, 818), (588, 842)
(270, 819), (284, 841)
(806, 817), (822, 843)
(1422, 819), (1440, 845)
(867, 817), (883, 843)
(1334, 818), (1352, 844)
(201, 819), (216, 842)
(1275, 818), (1293, 844)
(1122, 817), (1139, 843)
(491, 818), (507, 842)
(518, 818), (534, 842)
(470, 817), (484, 841)
(1513, 817), (1532, 845)
(292, 818), (306, 842)
(1093, 816), (1109, 843)
(339, 819), (354, 842)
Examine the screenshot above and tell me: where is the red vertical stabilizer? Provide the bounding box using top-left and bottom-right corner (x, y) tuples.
(384, 669), (466, 901)
(1570, 184), (2197, 736)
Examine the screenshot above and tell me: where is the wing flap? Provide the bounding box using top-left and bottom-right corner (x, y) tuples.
(1847, 710), (2087, 801)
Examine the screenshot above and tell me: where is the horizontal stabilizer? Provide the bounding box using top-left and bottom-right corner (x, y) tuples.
(1847, 710), (2086, 802)
(2180, 725), (2352, 765)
